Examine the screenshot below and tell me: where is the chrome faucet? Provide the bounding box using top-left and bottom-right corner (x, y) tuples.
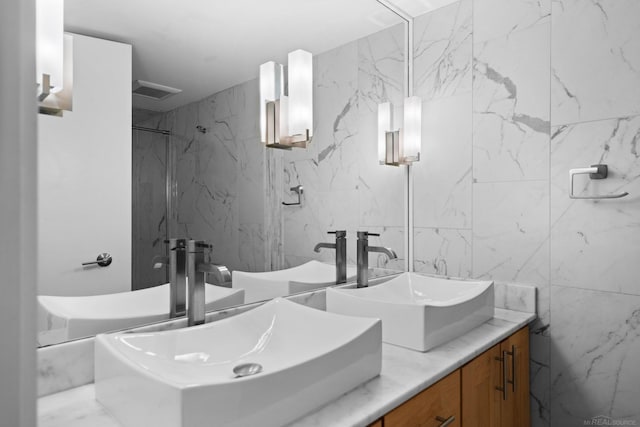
(186, 240), (233, 326)
(152, 238), (187, 318)
(356, 231), (397, 288)
(313, 230), (347, 284)
(186, 240), (209, 326)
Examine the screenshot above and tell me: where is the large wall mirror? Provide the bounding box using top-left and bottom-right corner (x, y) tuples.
(37, 0), (410, 346)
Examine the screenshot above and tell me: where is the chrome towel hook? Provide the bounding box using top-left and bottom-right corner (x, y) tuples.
(569, 164), (629, 199)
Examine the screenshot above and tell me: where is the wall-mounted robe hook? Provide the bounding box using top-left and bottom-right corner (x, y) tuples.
(569, 164), (629, 199)
(283, 185), (303, 206)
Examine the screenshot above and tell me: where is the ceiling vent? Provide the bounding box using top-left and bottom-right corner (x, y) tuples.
(132, 80), (182, 101)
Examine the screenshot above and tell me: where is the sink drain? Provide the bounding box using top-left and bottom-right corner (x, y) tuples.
(233, 363), (263, 378)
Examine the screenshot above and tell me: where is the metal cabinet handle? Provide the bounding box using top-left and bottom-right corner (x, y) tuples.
(82, 253), (112, 267)
(508, 345), (516, 392)
(495, 350), (508, 401)
(435, 415), (455, 427)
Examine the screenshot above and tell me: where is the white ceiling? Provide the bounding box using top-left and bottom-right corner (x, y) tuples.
(64, 0), (456, 112)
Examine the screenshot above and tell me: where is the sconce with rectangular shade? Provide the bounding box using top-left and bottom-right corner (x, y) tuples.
(378, 96), (421, 166)
(260, 50), (313, 149)
(37, 0), (72, 116)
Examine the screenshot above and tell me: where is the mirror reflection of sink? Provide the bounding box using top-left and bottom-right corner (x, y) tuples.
(232, 260), (357, 303)
(95, 297), (381, 427)
(326, 272), (494, 352)
(37, 283), (245, 344)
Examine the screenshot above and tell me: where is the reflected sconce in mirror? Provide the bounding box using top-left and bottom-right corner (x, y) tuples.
(378, 96), (421, 166)
(37, 0), (73, 116)
(260, 49), (313, 149)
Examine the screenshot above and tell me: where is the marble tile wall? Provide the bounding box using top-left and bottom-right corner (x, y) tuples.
(279, 25), (406, 271)
(136, 25), (407, 275)
(413, 0), (640, 425)
(137, 79), (266, 273)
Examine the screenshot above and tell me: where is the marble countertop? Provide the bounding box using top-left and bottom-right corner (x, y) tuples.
(38, 308), (535, 427)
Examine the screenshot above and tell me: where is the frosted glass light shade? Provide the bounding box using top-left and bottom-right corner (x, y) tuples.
(259, 61), (283, 143)
(288, 49), (313, 138)
(378, 102), (393, 164)
(36, 0), (64, 93)
(403, 96), (421, 161)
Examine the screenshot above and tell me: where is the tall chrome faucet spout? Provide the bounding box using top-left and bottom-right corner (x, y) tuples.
(313, 242), (336, 252)
(368, 246), (398, 260)
(356, 232), (397, 288)
(198, 263), (232, 288)
(187, 240), (210, 326)
(314, 231), (348, 284)
(153, 239), (188, 318)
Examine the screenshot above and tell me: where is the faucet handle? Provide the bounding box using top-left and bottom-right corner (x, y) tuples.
(164, 239), (187, 250)
(328, 230), (347, 238)
(357, 231), (380, 239)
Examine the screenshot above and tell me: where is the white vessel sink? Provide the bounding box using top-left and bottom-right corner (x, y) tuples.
(95, 298), (381, 427)
(38, 283), (244, 343)
(232, 260), (357, 303)
(326, 272), (494, 352)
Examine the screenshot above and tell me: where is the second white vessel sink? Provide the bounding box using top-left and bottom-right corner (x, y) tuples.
(326, 272), (494, 352)
(232, 260), (357, 303)
(95, 298), (382, 427)
(38, 283), (245, 343)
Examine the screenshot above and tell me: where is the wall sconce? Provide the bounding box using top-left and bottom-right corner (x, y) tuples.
(378, 96), (421, 166)
(37, 0), (73, 116)
(260, 49), (313, 149)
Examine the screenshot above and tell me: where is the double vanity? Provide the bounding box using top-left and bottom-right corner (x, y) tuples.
(38, 271), (535, 427)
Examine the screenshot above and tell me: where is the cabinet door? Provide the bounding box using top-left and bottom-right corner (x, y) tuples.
(461, 343), (501, 427)
(385, 370), (460, 427)
(500, 326), (530, 427)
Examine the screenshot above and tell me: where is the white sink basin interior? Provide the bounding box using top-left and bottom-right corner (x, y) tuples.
(94, 297), (382, 427)
(232, 260), (357, 303)
(326, 272), (494, 352)
(38, 283), (245, 343)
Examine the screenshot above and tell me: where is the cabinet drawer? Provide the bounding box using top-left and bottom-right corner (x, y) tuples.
(385, 370), (460, 427)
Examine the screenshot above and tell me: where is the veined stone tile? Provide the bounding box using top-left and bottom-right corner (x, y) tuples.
(473, 180), (550, 285)
(358, 23), (405, 114)
(413, 227), (472, 278)
(414, 0), (472, 100)
(414, 93), (472, 229)
(551, 0), (640, 125)
(474, 0), (550, 44)
(550, 116), (640, 295)
(550, 286), (640, 425)
(473, 22), (550, 182)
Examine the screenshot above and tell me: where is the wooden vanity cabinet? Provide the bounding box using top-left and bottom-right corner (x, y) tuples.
(461, 326), (530, 427)
(378, 326), (529, 427)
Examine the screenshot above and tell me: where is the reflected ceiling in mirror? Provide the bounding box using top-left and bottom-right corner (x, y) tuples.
(64, 0), (404, 111)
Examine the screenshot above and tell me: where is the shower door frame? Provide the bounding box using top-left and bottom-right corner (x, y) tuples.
(131, 125), (175, 290)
